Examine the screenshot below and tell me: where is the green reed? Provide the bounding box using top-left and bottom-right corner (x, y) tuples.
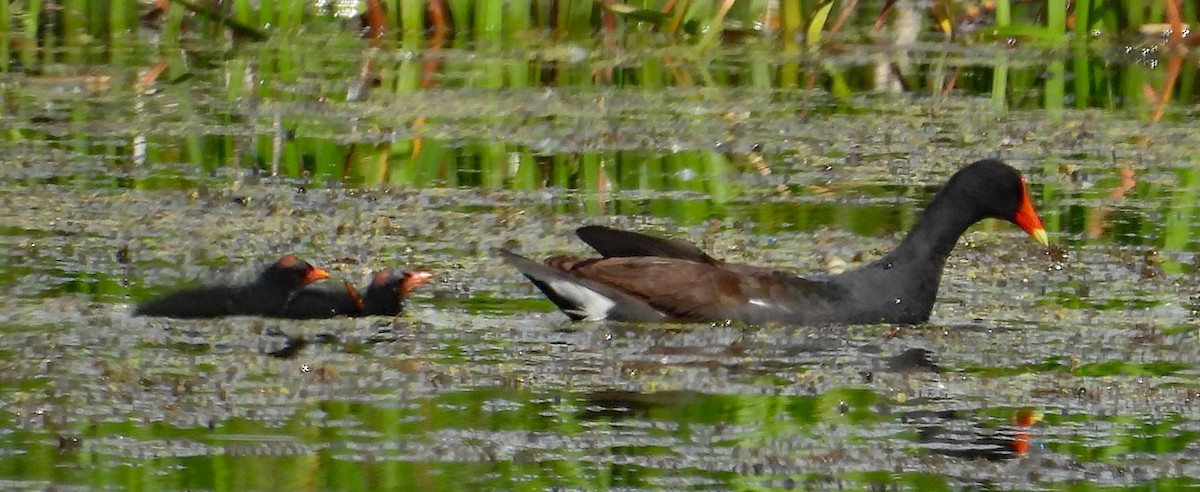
(1, 1), (1195, 229)
(17, 0), (41, 68)
(0, 0), (9, 72)
(6, 1), (1196, 62)
(398, 0), (422, 37)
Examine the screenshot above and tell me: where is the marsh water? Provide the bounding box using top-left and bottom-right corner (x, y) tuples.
(1, 33), (1199, 490)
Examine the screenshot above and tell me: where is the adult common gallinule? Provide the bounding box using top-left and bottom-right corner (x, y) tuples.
(279, 268), (433, 319)
(497, 159), (1049, 325)
(133, 254), (330, 318)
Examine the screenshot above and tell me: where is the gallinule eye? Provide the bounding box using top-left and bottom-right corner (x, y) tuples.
(133, 254), (330, 318)
(497, 159), (1049, 325)
(278, 268), (433, 319)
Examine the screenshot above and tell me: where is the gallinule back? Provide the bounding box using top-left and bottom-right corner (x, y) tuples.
(279, 268), (433, 319)
(497, 159), (1049, 325)
(133, 254), (330, 318)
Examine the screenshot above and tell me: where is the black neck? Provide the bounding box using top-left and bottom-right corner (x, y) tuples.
(889, 188), (982, 266)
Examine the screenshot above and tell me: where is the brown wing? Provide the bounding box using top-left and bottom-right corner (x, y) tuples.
(575, 226), (721, 264)
(562, 256), (836, 322)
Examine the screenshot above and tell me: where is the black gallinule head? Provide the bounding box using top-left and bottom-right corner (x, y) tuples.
(277, 268), (433, 319)
(497, 159), (1049, 325)
(133, 254), (330, 318)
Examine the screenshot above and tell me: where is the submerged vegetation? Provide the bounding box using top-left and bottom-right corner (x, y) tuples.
(1, 2), (1199, 490)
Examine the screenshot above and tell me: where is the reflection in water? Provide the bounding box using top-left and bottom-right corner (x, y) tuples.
(885, 347), (940, 373)
(915, 408), (1042, 461)
(0, 5), (1198, 490)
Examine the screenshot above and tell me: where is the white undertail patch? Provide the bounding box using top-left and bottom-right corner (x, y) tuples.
(548, 280), (616, 321)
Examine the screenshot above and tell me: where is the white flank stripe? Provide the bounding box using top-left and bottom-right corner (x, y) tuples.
(548, 280), (616, 321)
(749, 298), (790, 313)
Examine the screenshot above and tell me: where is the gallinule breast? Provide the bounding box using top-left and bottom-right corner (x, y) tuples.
(498, 159), (1049, 325)
(133, 254), (330, 318)
(279, 268), (433, 319)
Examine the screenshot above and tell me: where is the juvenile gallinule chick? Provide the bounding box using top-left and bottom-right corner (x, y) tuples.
(497, 159), (1049, 325)
(278, 268), (433, 319)
(276, 280), (367, 319)
(133, 254), (330, 318)
(360, 268), (434, 316)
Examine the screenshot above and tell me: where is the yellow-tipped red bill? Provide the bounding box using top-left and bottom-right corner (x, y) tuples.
(1014, 177), (1048, 247)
